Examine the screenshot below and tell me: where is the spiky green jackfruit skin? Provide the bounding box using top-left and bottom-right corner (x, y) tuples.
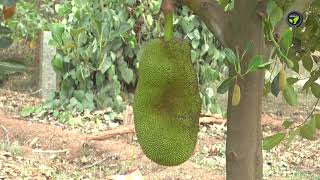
(133, 38), (201, 166)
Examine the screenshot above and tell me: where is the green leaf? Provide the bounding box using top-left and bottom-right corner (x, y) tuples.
(246, 55), (263, 73)
(202, 65), (219, 82)
(191, 39), (200, 49)
(282, 119), (294, 129)
(53, 110), (60, 119)
(314, 114), (320, 129)
(283, 84), (298, 106)
(223, 48), (237, 65)
(20, 106), (35, 117)
(146, 14), (154, 27)
(68, 117), (83, 127)
(302, 71), (320, 92)
(217, 76), (236, 94)
(310, 83), (320, 98)
(0, 25), (12, 35)
(74, 90), (86, 102)
(51, 54), (64, 73)
(267, 0), (283, 27)
(192, 29), (201, 40)
(299, 118), (316, 140)
(110, 23), (131, 40)
(120, 67), (133, 84)
(302, 55), (313, 72)
(70, 27), (85, 39)
(291, 59), (300, 73)
(271, 74), (280, 97)
(280, 29), (293, 53)
(0, 37), (13, 49)
(219, 0), (230, 7)
(59, 111), (71, 124)
(191, 50), (198, 63)
(50, 23), (65, 45)
(181, 19), (194, 34)
(287, 77), (299, 85)
(200, 43), (209, 55)
(263, 132), (286, 150)
(98, 55), (112, 74)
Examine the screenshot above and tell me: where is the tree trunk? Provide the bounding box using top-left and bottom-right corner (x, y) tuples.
(224, 2), (271, 179)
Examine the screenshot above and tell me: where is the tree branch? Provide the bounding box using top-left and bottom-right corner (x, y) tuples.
(275, 0), (314, 36)
(179, 0), (230, 47)
(268, 0), (314, 62)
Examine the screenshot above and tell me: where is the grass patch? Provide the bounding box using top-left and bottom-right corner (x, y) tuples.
(0, 141), (23, 156)
(288, 170), (320, 180)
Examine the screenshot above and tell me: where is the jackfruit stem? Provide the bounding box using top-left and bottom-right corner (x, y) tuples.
(164, 13), (173, 41)
(161, 0), (174, 41)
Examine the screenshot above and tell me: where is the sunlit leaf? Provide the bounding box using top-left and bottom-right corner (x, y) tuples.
(299, 118), (316, 140)
(283, 84), (298, 106)
(50, 23), (65, 45)
(263, 132), (286, 150)
(20, 106), (35, 117)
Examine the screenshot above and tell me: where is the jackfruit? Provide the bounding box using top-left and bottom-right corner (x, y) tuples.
(232, 84), (241, 106)
(133, 38), (201, 166)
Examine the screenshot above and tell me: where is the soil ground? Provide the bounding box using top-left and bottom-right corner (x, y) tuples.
(0, 88), (319, 179)
(0, 109), (224, 179)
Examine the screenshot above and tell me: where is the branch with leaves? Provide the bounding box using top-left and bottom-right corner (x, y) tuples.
(179, 0), (230, 47)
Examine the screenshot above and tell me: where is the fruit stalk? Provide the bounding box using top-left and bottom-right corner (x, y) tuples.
(161, 0), (174, 41)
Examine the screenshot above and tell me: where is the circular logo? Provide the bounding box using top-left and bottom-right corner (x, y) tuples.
(286, 11), (303, 28)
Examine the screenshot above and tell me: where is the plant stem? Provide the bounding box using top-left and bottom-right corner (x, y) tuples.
(161, 0), (174, 41)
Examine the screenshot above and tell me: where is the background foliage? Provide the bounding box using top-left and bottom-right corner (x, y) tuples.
(28, 0), (227, 123)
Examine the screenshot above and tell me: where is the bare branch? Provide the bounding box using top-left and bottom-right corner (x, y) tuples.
(87, 126), (135, 141)
(180, 0), (230, 47)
